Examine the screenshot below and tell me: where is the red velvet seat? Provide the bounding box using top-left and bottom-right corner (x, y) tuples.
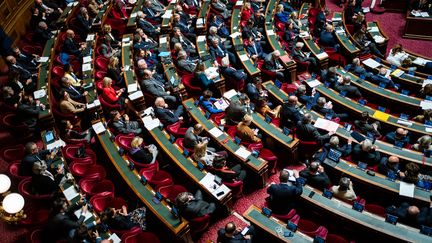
(166, 121), (188, 138)
(223, 180), (244, 198)
(326, 234), (349, 243)
(298, 219), (328, 238)
(96, 70), (107, 80)
(115, 134), (135, 150)
(99, 94), (122, 112)
(298, 140), (321, 161)
(52, 66), (65, 78)
(62, 145), (97, 163)
(175, 138), (193, 153)
(18, 178), (53, 201)
(210, 112), (226, 125)
(182, 74), (202, 97)
(190, 214), (211, 236)
(1, 113), (28, 134)
(121, 230), (160, 243)
(248, 144), (278, 173)
(8, 162), (30, 182)
(1, 144), (24, 162)
(70, 162), (106, 180)
(365, 204), (386, 217)
(89, 191), (127, 213)
(156, 184), (188, 202)
(264, 201), (297, 222)
(79, 178), (115, 197)
(95, 57), (109, 71)
(28, 228), (44, 243)
(20, 206), (50, 226)
(139, 167), (173, 188)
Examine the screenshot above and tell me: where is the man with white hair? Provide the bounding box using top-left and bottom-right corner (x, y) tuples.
(313, 96), (349, 121)
(62, 29), (87, 57)
(136, 11), (160, 38)
(141, 69), (177, 106)
(352, 139), (381, 166)
(177, 51), (197, 73)
(371, 67), (398, 89)
(209, 38), (238, 67)
(323, 136), (352, 157)
(296, 113), (334, 143)
(335, 75), (362, 98)
(154, 97), (185, 125)
(219, 57), (247, 85)
(34, 21), (53, 45)
(346, 58), (373, 79)
(263, 50), (285, 80)
(291, 42), (318, 72)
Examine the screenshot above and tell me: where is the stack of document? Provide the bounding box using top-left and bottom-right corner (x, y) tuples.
(314, 118), (339, 132)
(235, 147), (251, 160)
(362, 58), (381, 69)
(223, 89), (238, 99)
(128, 90), (143, 100)
(142, 116), (161, 130)
(92, 122), (106, 134)
(86, 99), (101, 109)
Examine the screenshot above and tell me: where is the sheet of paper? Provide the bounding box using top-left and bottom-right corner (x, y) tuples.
(214, 99), (229, 110)
(306, 79), (321, 88)
(413, 57), (428, 66)
(373, 35), (385, 44)
(160, 37), (167, 44)
(335, 28), (345, 34)
(74, 208), (93, 221)
(239, 54), (249, 61)
(236, 0), (243, 6)
(108, 234), (121, 243)
(411, 10), (421, 17)
(229, 32), (241, 38)
(86, 99), (101, 109)
(82, 63), (91, 72)
(332, 17), (342, 22)
(162, 10), (172, 19)
(213, 184), (230, 199)
(128, 83), (138, 93)
(197, 35), (206, 42)
(235, 147), (251, 160)
(38, 57), (49, 63)
(209, 127), (223, 138)
(283, 169), (297, 182)
(368, 26), (379, 32)
(63, 186), (79, 201)
(128, 90), (143, 100)
(142, 116), (161, 130)
(83, 56), (92, 63)
(399, 181), (415, 198)
(266, 29), (275, 36)
(420, 100), (432, 110)
(124, 65), (130, 71)
(33, 89), (46, 99)
(391, 69), (404, 77)
(315, 52), (328, 60)
(313, 118), (339, 132)
(223, 89), (238, 99)
(426, 127), (432, 132)
(92, 122), (106, 134)
(196, 18), (204, 26)
(422, 79), (432, 87)
(130, 12), (137, 18)
(396, 119), (412, 126)
(299, 32), (309, 38)
(199, 173), (217, 190)
(372, 110), (390, 121)
(122, 37), (130, 43)
(362, 7), (370, 13)
(86, 34), (95, 41)
(46, 139), (66, 150)
(420, 12), (430, 17)
(362, 58), (381, 69)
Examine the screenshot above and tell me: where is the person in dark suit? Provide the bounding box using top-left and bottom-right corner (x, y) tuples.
(320, 67), (340, 89)
(209, 14), (230, 38)
(313, 97), (349, 121)
(16, 95), (45, 131)
(219, 57), (247, 85)
(154, 97), (185, 125)
(241, 19), (265, 45)
(34, 21), (54, 45)
(61, 77), (87, 101)
(354, 111), (381, 137)
(31, 161), (64, 195)
(6, 56), (34, 87)
(385, 128), (410, 147)
(129, 136), (158, 165)
(263, 50), (285, 81)
(12, 46), (38, 73)
(21, 142), (56, 176)
(183, 124), (211, 150)
(410, 0), (432, 11)
(62, 29), (87, 57)
(136, 11), (160, 39)
(177, 51), (197, 73)
(75, 7), (92, 40)
(209, 39), (238, 68)
(296, 113), (334, 143)
(212, 156), (247, 182)
(245, 36), (267, 62)
(110, 110), (142, 135)
(245, 77), (267, 104)
(7, 70), (35, 95)
(142, 0), (162, 22)
(141, 69), (176, 106)
(279, 95), (304, 129)
(291, 42), (318, 72)
(171, 27), (197, 56)
(371, 67), (398, 89)
(225, 94), (251, 125)
(101, 205), (147, 230)
(295, 85), (318, 106)
(417, 202), (432, 227)
(335, 76), (362, 98)
(173, 13), (196, 42)
(300, 161), (331, 190)
(346, 58), (374, 80)
(284, 22), (299, 50)
(319, 25), (340, 52)
(352, 139), (381, 166)
(267, 169), (303, 214)
(385, 202), (420, 226)
(378, 156), (403, 177)
(217, 222), (255, 243)
(323, 136), (353, 157)
(175, 190), (216, 220)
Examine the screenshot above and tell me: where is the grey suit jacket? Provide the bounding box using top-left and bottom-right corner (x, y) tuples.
(183, 127), (204, 149)
(142, 78), (169, 97)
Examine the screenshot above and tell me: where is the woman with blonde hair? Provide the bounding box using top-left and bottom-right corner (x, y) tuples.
(193, 141), (228, 167)
(236, 114), (261, 143)
(102, 24), (120, 48)
(107, 56), (124, 86)
(129, 136), (158, 164)
(275, 4), (290, 23)
(412, 135), (432, 152)
(101, 77), (129, 110)
(289, 11), (302, 32)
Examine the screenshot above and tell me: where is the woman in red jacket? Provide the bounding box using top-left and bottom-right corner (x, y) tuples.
(241, 2), (255, 23)
(101, 77), (138, 114)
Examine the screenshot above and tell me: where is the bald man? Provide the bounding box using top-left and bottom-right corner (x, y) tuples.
(386, 202), (420, 226)
(385, 128), (410, 147)
(279, 95), (304, 129)
(154, 97), (185, 125)
(378, 156), (404, 178)
(62, 29), (87, 57)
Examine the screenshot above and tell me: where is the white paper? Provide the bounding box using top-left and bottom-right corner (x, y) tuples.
(130, 12), (137, 18)
(213, 184), (230, 199)
(214, 99), (229, 110)
(82, 63), (91, 72)
(420, 100), (432, 110)
(368, 26), (379, 32)
(335, 28), (345, 34)
(108, 234), (121, 243)
(38, 57), (49, 63)
(235, 147), (251, 160)
(413, 57), (428, 66)
(46, 139), (66, 150)
(209, 127), (223, 138)
(411, 10), (421, 17)
(63, 186), (79, 201)
(299, 32), (309, 38)
(423, 79), (432, 87)
(314, 118), (339, 132)
(67, 2), (73, 6)
(128, 90), (143, 100)
(86, 34), (95, 41)
(306, 79), (321, 88)
(362, 58), (381, 69)
(373, 35), (385, 44)
(420, 12), (430, 17)
(315, 52), (328, 59)
(332, 17), (342, 22)
(236, 0), (243, 6)
(128, 83), (138, 93)
(73, 2), (78, 6)
(142, 116), (161, 130)
(396, 119), (413, 126)
(391, 69), (404, 77)
(223, 89), (238, 99)
(92, 122), (106, 134)
(197, 35), (206, 42)
(426, 127), (432, 132)
(266, 29), (275, 36)
(83, 56), (91, 63)
(162, 10), (173, 19)
(399, 181), (415, 198)
(205, 67), (219, 78)
(33, 89), (46, 99)
(86, 99), (101, 109)
(196, 18), (204, 26)
(229, 32), (241, 38)
(74, 208), (93, 222)
(160, 37), (167, 44)
(199, 173), (218, 190)
(362, 7), (370, 13)
(283, 169), (297, 182)
(122, 37), (131, 43)
(239, 54), (249, 61)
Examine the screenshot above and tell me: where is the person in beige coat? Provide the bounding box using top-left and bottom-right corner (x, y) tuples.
(331, 177), (357, 201)
(59, 90), (85, 115)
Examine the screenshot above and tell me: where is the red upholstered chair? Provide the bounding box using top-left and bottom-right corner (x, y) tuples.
(326, 234), (349, 243)
(1, 144), (24, 162)
(18, 178), (53, 201)
(2, 113), (28, 134)
(121, 231), (160, 243)
(190, 214), (211, 236)
(20, 207), (50, 226)
(298, 140), (321, 161)
(115, 134), (135, 150)
(156, 184), (188, 202)
(298, 219), (328, 239)
(182, 74), (202, 97)
(166, 121), (188, 138)
(264, 201), (297, 222)
(8, 162), (30, 182)
(139, 167), (173, 188)
(89, 191), (127, 213)
(52, 66), (65, 78)
(99, 94), (122, 112)
(69, 161), (106, 180)
(290, 214), (300, 225)
(62, 145), (97, 163)
(79, 178), (115, 197)
(276, 21), (286, 32)
(293, 58), (310, 72)
(28, 228), (44, 243)
(248, 144), (278, 173)
(223, 180), (244, 198)
(365, 204), (386, 217)
(125, 154), (159, 170)
(210, 112), (226, 125)
(95, 57), (109, 71)
(96, 70), (107, 79)
(175, 138), (193, 154)
(22, 45), (42, 55)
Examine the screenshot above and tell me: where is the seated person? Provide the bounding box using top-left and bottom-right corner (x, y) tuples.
(352, 139), (381, 166)
(319, 24), (340, 52)
(378, 156), (403, 177)
(192, 141), (228, 167)
(61, 77), (87, 101)
(129, 136), (158, 164)
(245, 36), (267, 62)
(175, 190), (216, 220)
(59, 90), (85, 116)
(335, 76), (362, 98)
(63, 64), (83, 87)
(402, 162), (420, 184)
(6, 57), (36, 91)
(2, 86), (20, 108)
(217, 222), (255, 243)
(171, 27), (196, 56)
(177, 51), (197, 74)
(385, 128), (410, 147)
(331, 177), (357, 201)
(275, 4), (291, 23)
(110, 110), (142, 135)
(21, 142), (56, 176)
(296, 113), (334, 144)
(199, 90), (223, 114)
(11, 46), (38, 73)
(371, 67), (398, 89)
(299, 161), (331, 190)
(320, 67), (339, 89)
(412, 135), (432, 152)
(295, 84), (318, 106)
(99, 37), (120, 59)
(209, 38), (238, 68)
(154, 97), (185, 125)
(62, 29), (87, 57)
(284, 22), (299, 50)
(354, 111), (381, 137)
(194, 62), (219, 95)
(184, 124), (213, 150)
(7, 70), (35, 95)
(346, 58), (373, 80)
(353, 29), (384, 58)
(225, 94), (251, 125)
(141, 69), (176, 106)
(136, 11), (161, 39)
(219, 57), (247, 88)
(32, 161), (64, 195)
(255, 97), (281, 118)
(34, 21), (53, 45)
(101, 77), (136, 113)
(212, 156), (247, 182)
(267, 169), (302, 214)
(142, 0), (163, 22)
(59, 120), (93, 143)
(291, 42), (319, 73)
(419, 84), (432, 99)
(210, 0), (231, 19)
(172, 13), (196, 42)
(101, 206), (147, 230)
(323, 136), (352, 157)
(236, 114), (261, 143)
(288, 12), (303, 33)
(107, 56), (125, 87)
(386, 44), (411, 68)
(76, 7), (92, 40)
(413, 109), (432, 124)
(16, 95), (45, 131)
(385, 202), (420, 226)
(102, 24), (121, 49)
(312, 97), (349, 121)
(279, 95), (304, 129)
(242, 19), (266, 45)
(245, 77), (268, 104)
(263, 50), (286, 81)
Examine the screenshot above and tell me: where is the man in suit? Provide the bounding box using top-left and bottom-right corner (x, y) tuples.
(296, 113), (334, 143)
(300, 161), (331, 190)
(62, 29), (87, 57)
(371, 67), (398, 89)
(141, 69), (176, 106)
(321, 67), (340, 88)
(34, 21), (53, 45)
(154, 97), (185, 125)
(378, 155), (403, 177)
(173, 13), (196, 42)
(20, 141), (55, 176)
(211, 0), (231, 19)
(354, 111), (381, 137)
(263, 50), (285, 81)
(245, 77), (267, 103)
(183, 124), (212, 150)
(16, 95), (44, 131)
(267, 169), (303, 214)
(177, 51), (197, 73)
(225, 94), (251, 125)
(142, 0), (162, 22)
(346, 58), (374, 80)
(245, 36), (267, 62)
(385, 202), (420, 226)
(209, 39), (238, 68)
(6, 56), (34, 85)
(352, 139), (381, 166)
(136, 11), (160, 39)
(385, 128), (410, 147)
(335, 76), (362, 98)
(175, 190), (216, 220)
(217, 222), (255, 243)
(313, 97), (349, 121)
(322, 136), (353, 158)
(219, 57), (247, 84)
(291, 42), (318, 72)
(11, 46), (38, 73)
(242, 19), (265, 45)
(61, 77), (88, 101)
(110, 110), (142, 135)
(417, 202), (432, 227)
(76, 7), (92, 40)
(279, 95), (304, 129)
(319, 24), (340, 52)
(171, 28), (197, 55)
(59, 90), (86, 116)
(295, 85), (319, 106)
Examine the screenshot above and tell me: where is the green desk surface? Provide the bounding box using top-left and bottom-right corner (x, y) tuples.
(243, 205), (313, 243)
(161, 3), (175, 29)
(121, 34), (135, 88)
(183, 99), (267, 172)
(262, 81), (432, 166)
(299, 4), (329, 60)
(366, 22), (388, 41)
(197, 0), (210, 29)
(37, 37), (55, 118)
(302, 186), (431, 242)
(364, 60), (424, 88)
(159, 34), (181, 88)
(332, 12), (359, 54)
(98, 131), (186, 233)
(127, 0), (145, 28)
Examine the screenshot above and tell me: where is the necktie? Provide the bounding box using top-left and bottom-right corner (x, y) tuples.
(148, 8), (154, 16)
(253, 43), (258, 55)
(217, 45), (224, 56)
(70, 86), (80, 95)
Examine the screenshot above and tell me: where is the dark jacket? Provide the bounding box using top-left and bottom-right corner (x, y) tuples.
(129, 148), (153, 164)
(296, 121), (330, 143)
(279, 103), (303, 129)
(351, 144), (381, 166)
(20, 150), (51, 176)
(267, 181), (303, 214)
(180, 190), (216, 220)
(111, 119), (142, 135)
(299, 168), (331, 190)
(106, 215), (138, 230)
